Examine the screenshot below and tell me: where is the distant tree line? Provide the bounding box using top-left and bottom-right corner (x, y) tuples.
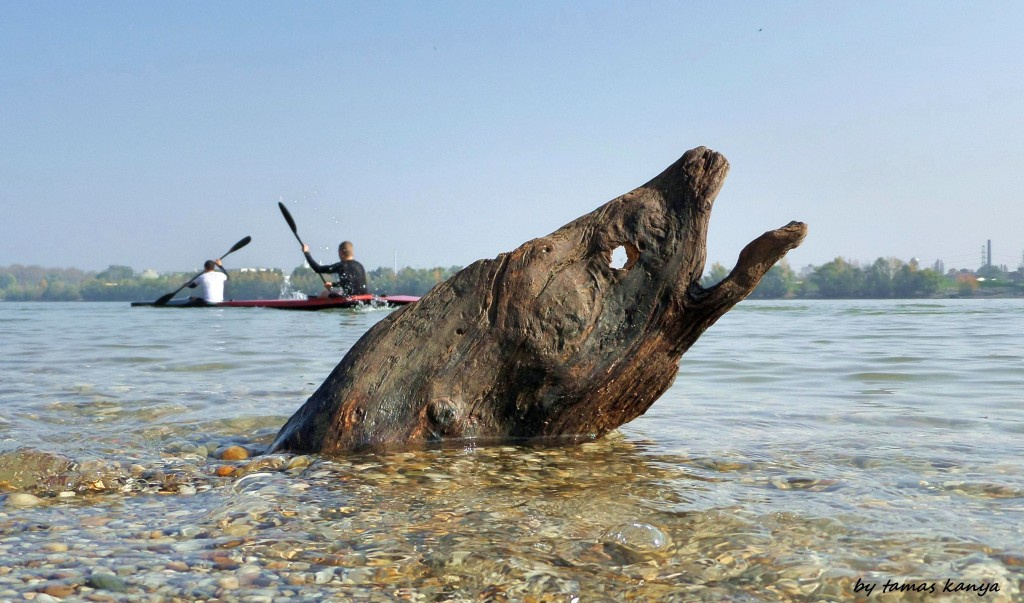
(0, 264), (461, 302)
(287, 265), (462, 298)
(2, 257), (1021, 302)
(702, 257), (1024, 299)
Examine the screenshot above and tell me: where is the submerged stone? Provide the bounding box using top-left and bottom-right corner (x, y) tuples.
(600, 522), (671, 553)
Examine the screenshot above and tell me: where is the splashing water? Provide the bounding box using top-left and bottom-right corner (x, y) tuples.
(278, 275), (307, 300)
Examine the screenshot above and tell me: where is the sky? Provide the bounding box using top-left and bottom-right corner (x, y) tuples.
(2, 1), (1023, 275)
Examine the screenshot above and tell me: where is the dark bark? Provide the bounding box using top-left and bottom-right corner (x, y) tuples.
(270, 147), (807, 454)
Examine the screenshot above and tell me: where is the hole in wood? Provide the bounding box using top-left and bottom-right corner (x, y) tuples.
(610, 246), (629, 270)
(609, 242), (639, 271)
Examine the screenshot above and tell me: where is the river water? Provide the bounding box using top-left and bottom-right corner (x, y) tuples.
(0, 299), (1021, 601)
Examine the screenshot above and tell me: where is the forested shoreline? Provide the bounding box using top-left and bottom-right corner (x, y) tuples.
(1, 256), (1022, 302)
(704, 257), (1023, 299)
(0, 264), (462, 302)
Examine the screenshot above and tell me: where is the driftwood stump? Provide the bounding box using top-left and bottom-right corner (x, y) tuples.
(271, 147), (807, 454)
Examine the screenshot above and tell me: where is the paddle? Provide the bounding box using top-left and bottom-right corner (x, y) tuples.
(153, 236), (252, 306)
(278, 202), (329, 289)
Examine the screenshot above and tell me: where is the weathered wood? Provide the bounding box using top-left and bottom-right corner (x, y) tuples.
(270, 147), (807, 454)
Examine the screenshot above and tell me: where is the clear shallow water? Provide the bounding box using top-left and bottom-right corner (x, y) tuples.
(0, 300), (1021, 601)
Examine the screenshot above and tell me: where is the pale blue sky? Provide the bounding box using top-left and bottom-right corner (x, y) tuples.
(2, 1), (1022, 274)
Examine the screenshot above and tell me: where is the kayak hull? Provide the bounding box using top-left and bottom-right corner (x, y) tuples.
(131, 294), (419, 310)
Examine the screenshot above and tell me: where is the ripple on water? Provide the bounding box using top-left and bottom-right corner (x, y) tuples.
(1, 301), (1023, 600)
(0, 437), (1019, 601)
(160, 362), (242, 372)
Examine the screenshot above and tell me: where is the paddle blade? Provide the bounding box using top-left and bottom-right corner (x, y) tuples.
(278, 202), (298, 233)
(153, 292), (176, 306)
(227, 235), (252, 255)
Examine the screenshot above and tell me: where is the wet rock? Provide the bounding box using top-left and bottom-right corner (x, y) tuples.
(219, 446), (250, 461)
(5, 492), (44, 508)
(600, 522), (671, 554)
(86, 573), (128, 592)
(217, 575), (240, 589)
(0, 449), (75, 491)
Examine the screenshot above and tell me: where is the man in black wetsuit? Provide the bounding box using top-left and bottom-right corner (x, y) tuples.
(302, 241), (368, 297)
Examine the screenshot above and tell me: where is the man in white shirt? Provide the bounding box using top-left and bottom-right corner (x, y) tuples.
(188, 259), (229, 304)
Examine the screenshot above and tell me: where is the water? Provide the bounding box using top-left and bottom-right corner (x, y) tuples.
(0, 299), (1022, 601)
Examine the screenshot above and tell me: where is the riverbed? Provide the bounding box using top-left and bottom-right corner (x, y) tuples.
(1, 300), (1021, 601)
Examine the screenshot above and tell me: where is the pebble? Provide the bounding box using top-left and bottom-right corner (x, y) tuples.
(600, 522), (670, 553)
(285, 455), (313, 471)
(223, 524), (253, 537)
(171, 540), (205, 553)
(0, 437), (1018, 603)
(216, 575), (239, 589)
(86, 573), (127, 593)
(40, 582), (75, 597)
(219, 446), (250, 461)
(5, 492), (43, 508)
(236, 564), (262, 578)
(241, 456), (285, 472)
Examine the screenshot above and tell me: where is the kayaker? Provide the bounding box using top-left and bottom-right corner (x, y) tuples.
(302, 241), (368, 297)
(187, 259), (229, 304)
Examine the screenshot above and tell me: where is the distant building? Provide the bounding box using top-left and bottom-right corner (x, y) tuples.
(239, 267), (284, 274)
(140, 269), (160, 280)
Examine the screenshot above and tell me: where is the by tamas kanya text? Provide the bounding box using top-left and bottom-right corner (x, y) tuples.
(854, 577), (1000, 597)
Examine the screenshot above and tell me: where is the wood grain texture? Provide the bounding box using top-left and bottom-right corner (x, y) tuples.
(270, 147), (807, 454)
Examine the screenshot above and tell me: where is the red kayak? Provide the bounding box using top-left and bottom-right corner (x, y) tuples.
(131, 294), (419, 310)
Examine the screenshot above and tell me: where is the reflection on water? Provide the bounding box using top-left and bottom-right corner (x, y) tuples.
(0, 300), (1022, 601)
